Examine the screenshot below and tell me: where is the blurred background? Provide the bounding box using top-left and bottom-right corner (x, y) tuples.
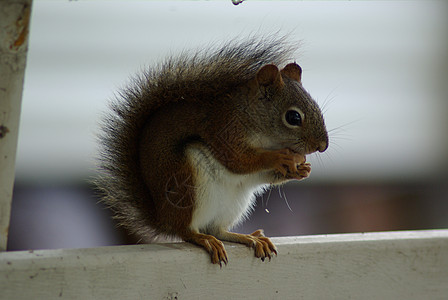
(7, 0), (448, 250)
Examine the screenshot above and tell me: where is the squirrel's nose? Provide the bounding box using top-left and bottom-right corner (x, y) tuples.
(317, 138), (328, 153)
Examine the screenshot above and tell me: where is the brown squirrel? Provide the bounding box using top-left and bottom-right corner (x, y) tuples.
(96, 37), (328, 265)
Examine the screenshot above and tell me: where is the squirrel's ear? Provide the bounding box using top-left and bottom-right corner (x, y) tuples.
(256, 64), (284, 88)
(281, 63), (302, 83)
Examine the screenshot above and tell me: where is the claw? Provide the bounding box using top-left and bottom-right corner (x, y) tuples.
(216, 230), (278, 263)
(185, 232), (229, 266)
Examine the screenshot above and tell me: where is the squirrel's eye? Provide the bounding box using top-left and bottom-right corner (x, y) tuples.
(285, 110), (302, 127)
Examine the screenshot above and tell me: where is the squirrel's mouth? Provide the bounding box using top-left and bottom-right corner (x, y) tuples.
(287, 147), (305, 156)
(288, 145), (321, 156)
(287, 147), (307, 162)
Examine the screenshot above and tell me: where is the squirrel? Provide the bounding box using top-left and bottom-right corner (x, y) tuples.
(96, 37), (328, 266)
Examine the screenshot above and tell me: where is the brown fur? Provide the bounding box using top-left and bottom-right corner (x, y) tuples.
(96, 36), (329, 265)
(95, 37), (299, 240)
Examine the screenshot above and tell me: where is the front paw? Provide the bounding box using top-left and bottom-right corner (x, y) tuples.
(272, 149), (305, 176)
(288, 162), (311, 180)
(248, 230), (278, 261)
(275, 162), (311, 181)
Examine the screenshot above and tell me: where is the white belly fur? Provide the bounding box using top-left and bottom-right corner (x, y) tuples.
(186, 146), (270, 233)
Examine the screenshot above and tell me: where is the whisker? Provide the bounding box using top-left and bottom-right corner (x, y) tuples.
(314, 153), (324, 167)
(260, 191), (265, 208)
(326, 143), (344, 158)
(265, 186), (273, 207)
(330, 134), (353, 142)
(327, 150), (339, 165)
(328, 118), (362, 133)
(321, 95), (338, 115)
(281, 187), (293, 212)
(319, 85), (340, 114)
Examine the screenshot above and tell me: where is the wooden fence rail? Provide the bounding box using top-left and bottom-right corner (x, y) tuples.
(1, 230), (447, 299)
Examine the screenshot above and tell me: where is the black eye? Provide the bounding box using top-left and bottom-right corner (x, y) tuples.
(285, 110), (302, 126)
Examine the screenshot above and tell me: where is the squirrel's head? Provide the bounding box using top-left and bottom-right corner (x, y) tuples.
(246, 63), (328, 156)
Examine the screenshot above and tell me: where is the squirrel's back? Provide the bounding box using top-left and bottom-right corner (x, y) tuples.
(95, 36), (296, 239)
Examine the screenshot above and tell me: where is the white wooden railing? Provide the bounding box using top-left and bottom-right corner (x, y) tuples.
(1, 1), (448, 299)
(1, 230), (447, 299)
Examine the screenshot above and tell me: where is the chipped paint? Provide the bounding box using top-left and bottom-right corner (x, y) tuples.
(0, 125), (9, 139)
(10, 3), (31, 50)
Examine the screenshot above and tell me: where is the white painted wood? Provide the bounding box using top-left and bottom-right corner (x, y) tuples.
(0, 0), (32, 251)
(1, 230), (447, 299)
